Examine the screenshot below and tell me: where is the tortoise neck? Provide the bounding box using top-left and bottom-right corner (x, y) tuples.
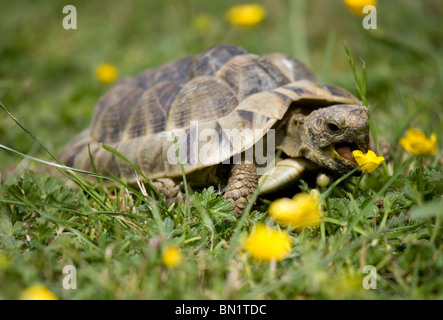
(276, 111), (308, 158)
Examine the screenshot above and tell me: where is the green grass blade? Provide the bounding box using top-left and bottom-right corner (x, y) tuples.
(0, 101), (62, 165)
(319, 166), (361, 202)
(171, 133), (191, 220)
(101, 143), (161, 199)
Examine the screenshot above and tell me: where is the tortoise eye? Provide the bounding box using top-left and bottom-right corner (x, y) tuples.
(325, 122), (341, 134)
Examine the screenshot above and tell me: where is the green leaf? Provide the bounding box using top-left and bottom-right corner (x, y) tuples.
(0, 213), (13, 235)
(411, 201), (443, 219)
(192, 187), (236, 223)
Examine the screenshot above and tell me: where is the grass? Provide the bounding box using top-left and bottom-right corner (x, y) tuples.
(0, 0), (442, 299)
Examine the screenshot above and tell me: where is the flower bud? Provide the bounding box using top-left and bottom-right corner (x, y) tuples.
(316, 174), (330, 188)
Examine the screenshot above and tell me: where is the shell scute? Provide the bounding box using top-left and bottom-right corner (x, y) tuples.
(91, 78), (146, 143)
(137, 56), (193, 89)
(122, 81), (182, 140)
(188, 45), (248, 78)
(217, 54), (286, 100)
(260, 53), (317, 82)
(166, 75), (238, 130)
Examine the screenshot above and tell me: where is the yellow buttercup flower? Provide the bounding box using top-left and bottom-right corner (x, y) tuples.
(268, 198), (299, 225)
(243, 225), (291, 262)
(352, 150), (385, 173)
(95, 63), (118, 84)
(268, 193), (323, 229)
(20, 283), (59, 300)
(226, 4), (266, 27)
(343, 0), (377, 16)
(399, 128), (437, 156)
(162, 245), (182, 268)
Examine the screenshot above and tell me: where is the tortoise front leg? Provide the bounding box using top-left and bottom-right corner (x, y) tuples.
(223, 163), (258, 217)
(258, 158), (312, 195)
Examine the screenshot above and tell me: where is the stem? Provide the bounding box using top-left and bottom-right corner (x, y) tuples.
(352, 174), (364, 198)
(319, 166), (361, 202)
(269, 259), (277, 280)
(379, 207), (389, 232)
(172, 133), (191, 238)
(430, 215), (441, 245)
(343, 43), (389, 177)
(320, 221), (326, 243)
(320, 185), (331, 243)
(417, 156), (424, 205)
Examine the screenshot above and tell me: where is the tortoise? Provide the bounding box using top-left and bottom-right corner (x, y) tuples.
(59, 45), (370, 215)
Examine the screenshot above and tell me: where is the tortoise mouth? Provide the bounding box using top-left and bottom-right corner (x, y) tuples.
(333, 142), (362, 166)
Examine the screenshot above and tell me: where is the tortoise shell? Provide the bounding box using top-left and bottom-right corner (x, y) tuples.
(60, 45), (359, 183)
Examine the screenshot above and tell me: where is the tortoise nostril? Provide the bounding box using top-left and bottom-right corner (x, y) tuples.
(325, 122), (340, 134)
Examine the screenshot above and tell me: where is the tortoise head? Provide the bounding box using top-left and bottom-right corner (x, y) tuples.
(282, 104), (370, 174)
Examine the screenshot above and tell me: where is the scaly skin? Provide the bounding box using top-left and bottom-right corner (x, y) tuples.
(223, 163), (258, 217)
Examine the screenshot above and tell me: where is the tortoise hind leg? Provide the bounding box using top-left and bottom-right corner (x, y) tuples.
(150, 178), (185, 207)
(223, 163), (258, 217)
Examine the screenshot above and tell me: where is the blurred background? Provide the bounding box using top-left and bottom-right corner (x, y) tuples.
(0, 0), (441, 173)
